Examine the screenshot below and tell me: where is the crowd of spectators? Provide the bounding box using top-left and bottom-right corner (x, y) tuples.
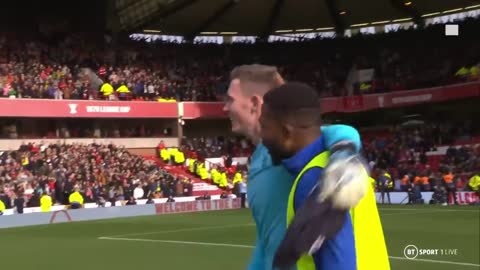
(363, 121), (479, 191)
(0, 34), (99, 100)
(175, 124), (479, 193)
(180, 136), (254, 160)
(443, 145), (479, 178)
(1, 18), (479, 102)
(1, 120), (478, 213)
(0, 142), (193, 212)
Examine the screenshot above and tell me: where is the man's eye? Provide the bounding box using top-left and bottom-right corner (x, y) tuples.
(226, 96), (234, 103)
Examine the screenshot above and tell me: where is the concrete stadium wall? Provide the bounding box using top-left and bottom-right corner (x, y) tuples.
(0, 198), (242, 229)
(1, 192), (476, 230)
(0, 204), (157, 229)
(1, 195), (236, 215)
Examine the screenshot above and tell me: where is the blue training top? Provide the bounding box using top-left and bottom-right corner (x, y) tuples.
(282, 135), (356, 270)
(246, 124), (361, 270)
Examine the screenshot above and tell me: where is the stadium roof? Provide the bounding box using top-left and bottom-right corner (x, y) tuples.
(115, 0), (480, 37)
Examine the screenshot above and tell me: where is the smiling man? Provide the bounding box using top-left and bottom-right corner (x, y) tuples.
(223, 64), (365, 270)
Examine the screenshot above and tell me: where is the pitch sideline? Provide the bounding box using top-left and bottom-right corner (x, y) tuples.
(100, 223), (255, 238)
(97, 236), (480, 268)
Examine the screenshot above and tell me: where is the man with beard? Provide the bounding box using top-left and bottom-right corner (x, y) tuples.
(259, 82), (389, 270)
(223, 65), (363, 270)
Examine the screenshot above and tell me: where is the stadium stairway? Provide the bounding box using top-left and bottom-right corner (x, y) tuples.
(162, 164), (224, 196)
(144, 156), (223, 196)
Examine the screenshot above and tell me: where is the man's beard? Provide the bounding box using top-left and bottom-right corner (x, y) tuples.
(263, 141), (290, 166)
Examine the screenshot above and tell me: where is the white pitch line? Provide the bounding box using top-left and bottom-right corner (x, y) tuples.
(378, 208), (479, 212)
(381, 209), (460, 216)
(389, 256), (480, 267)
(98, 237), (480, 268)
(98, 237), (254, 249)
(100, 223), (255, 238)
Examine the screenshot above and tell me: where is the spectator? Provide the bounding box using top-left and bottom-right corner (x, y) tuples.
(125, 196), (136, 205)
(220, 191), (229, 199)
(69, 187), (84, 209)
(0, 198), (5, 215)
(238, 181), (247, 208)
(13, 192), (25, 214)
(146, 194), (155, 204)
(40, 192), (53, 212)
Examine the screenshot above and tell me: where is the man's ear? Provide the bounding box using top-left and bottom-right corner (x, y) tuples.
(250, 95), (263, 115)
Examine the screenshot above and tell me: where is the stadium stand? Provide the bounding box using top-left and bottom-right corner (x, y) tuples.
(2, 122), (476, 213)
(1, 18), (479, 101)
(180, 136), (254, 159)
(0, 10), (479, 213)
(362, 123), (479, 192)
(0, 142), (198, 210)
(153, 123), (479, 197)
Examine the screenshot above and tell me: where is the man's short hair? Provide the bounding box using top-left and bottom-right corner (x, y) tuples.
(230, 64), (284, 93)
(263, 82), (322, 127)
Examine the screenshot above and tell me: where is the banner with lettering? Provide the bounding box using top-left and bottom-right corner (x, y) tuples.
(155, 198), (242, 215)
(376, 191), (479, 205)
(448, 191), (479, 205)
(0, 99), (178, 118)
(182, 82), (480, 116)
(0, 82), (478, 118)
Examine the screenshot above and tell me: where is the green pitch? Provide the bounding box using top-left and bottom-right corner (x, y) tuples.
(0, 205), (478, 270)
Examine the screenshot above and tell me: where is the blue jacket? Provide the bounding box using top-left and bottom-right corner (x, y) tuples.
(247, 125), (361, 270)
(282, 135), (356, 270)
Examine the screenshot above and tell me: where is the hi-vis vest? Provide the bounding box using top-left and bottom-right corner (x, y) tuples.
(287, 151), (390, 270)
(384, 172), (393, 188)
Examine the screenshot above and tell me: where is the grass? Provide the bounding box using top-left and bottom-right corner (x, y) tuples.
(0, 205), (478, 270)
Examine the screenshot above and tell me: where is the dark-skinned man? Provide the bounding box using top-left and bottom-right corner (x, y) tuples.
(259, 82), (390, 270)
